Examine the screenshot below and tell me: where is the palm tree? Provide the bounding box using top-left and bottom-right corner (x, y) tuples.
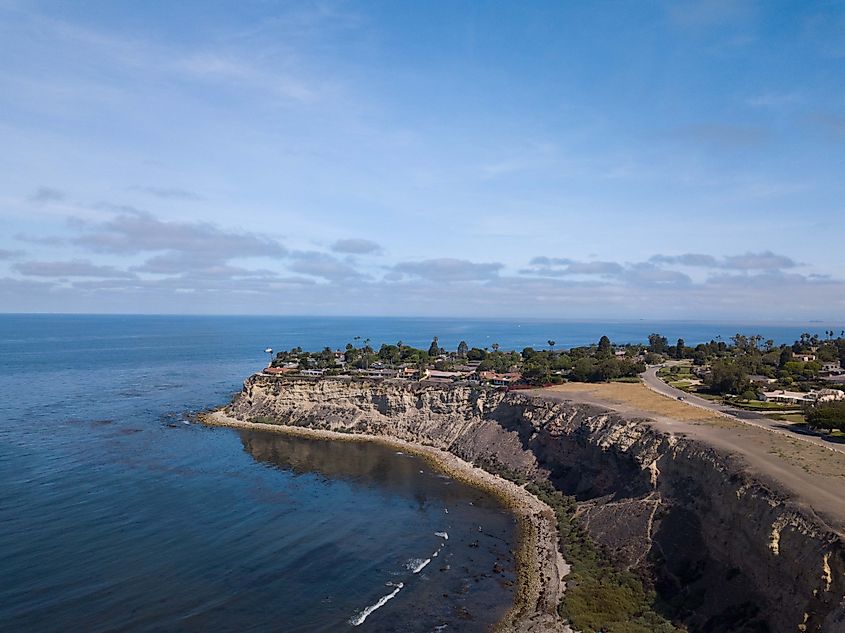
(363, 338), (372, 369)
(548, 340), (556, 352)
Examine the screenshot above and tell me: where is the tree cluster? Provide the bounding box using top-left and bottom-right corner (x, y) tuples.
(806, 401), (845, 432)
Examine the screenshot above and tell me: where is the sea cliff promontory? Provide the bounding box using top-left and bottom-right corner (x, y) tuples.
(211, 375), (845, 633)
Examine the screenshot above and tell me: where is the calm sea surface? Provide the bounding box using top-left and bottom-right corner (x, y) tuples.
(0, 315), (837, 632)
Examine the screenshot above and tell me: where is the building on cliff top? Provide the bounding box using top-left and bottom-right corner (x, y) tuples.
(761, 388), (845, 404)
(478, 371), (522, 387)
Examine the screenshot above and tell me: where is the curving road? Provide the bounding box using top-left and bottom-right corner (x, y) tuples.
(641, 365), (845, 455)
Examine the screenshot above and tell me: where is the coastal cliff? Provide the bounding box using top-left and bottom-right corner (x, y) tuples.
(221, 375), (845, 633)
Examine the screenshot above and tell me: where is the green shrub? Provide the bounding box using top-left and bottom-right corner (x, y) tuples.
(526, 482), (684, 633)
(806, 400), (845, 432)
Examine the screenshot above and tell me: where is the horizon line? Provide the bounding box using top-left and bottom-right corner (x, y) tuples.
(0, 311), (842, 328)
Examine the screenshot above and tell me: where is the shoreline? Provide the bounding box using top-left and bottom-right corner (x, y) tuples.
(201, 409), (571, 633)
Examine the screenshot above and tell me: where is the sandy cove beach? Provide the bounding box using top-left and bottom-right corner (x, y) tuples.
(202, 410), (572, 633)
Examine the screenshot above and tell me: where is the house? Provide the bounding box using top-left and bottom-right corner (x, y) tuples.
(794, 352), (817, 363)
(692, 365), (711, 378)
(425, 370), (467, 381)
(398, 366), (420, 379)
(812, 388), (845, 402)
(748, 374), (777, 385)
(355, 368), (397, 379)
(263, 366), (297, 375)
(822, 361), (843, 375)
(478, 371), (522, 387)
(761, 390), (812, 404)
(761, 388), (845, 404)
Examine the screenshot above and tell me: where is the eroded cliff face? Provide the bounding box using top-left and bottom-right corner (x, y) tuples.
(226, 375), (845, 633)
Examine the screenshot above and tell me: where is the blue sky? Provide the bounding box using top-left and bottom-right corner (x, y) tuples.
(1, 0), (844, 319)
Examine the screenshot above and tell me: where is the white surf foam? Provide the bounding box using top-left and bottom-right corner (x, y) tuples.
(406, 557), (431, 574)
(435, 531), (448, 540)
(349, 582), (404, 626)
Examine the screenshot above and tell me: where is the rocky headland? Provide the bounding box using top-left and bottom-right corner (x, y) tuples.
(209, 375), (845, 633)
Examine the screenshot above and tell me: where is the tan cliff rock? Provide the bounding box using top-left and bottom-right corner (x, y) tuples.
(224, 375), (845, 633)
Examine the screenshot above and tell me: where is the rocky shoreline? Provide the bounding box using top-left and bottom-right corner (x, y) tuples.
(209, 374), (845, 633)
(202, 409), (573, 633)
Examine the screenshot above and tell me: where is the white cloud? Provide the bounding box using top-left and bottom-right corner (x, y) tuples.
(331, 238), (382, 255)
(392, 258), (503, 282)
(15, 259), (135, 278)
(28, 186), (66, 204)
(289, 252), (366, 281)
(651, 251), (797, 270)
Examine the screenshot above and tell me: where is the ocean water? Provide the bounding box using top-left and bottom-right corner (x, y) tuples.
(0, 314), (837, 632)
(0, 315), (518, 632)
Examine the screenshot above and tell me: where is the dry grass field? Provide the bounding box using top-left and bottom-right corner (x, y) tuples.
(531, 382), (845, 532)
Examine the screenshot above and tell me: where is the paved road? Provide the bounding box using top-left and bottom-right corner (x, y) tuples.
(642, 365), (845, 455)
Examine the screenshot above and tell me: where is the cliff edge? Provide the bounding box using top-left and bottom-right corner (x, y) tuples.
(222, 375), (845, 633)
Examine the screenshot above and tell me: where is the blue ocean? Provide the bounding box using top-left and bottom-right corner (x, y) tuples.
(0, 315), (836, 632)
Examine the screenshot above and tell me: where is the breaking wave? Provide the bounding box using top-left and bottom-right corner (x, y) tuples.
(349, 582), (405, 626)
(407, 557), (432, 574)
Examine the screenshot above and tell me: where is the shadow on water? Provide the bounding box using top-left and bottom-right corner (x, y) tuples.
(238, 429), (505, 510)
(237, 429), (520, 632)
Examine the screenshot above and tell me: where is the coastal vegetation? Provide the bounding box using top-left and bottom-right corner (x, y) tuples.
(805, 400), (845, 433)
(662, 331), (845, 393)
(652, 331), (845, 432)
(422, 457), (684, 633)
(267, 329), (845, 435)
(269, 335), (646, 386)
(527, 481), (684, 633)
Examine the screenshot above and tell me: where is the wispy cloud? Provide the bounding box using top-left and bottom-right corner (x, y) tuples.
(128, 186), (202, 200)
(722, 251), (797, 270)
(28, 187), (66, 204)
(14, 233), (65, 246)
(746, 92), (803, 109)
(14, 259), (135, 278)
(174, 53), (320, 103)
(522, 258), (624, 278)
(650, 253), (720, 267)
(651, 251), (797, 270)
(74, 208), (287, 261)
(288, 251), (366, 281)
(391, 258), (503, 282)
(331, 238), (382, 255)
(0, 249), (25, 260)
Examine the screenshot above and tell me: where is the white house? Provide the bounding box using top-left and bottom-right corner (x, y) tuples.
(822, 361), (843, 375)
(761, 389), (845, 404)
